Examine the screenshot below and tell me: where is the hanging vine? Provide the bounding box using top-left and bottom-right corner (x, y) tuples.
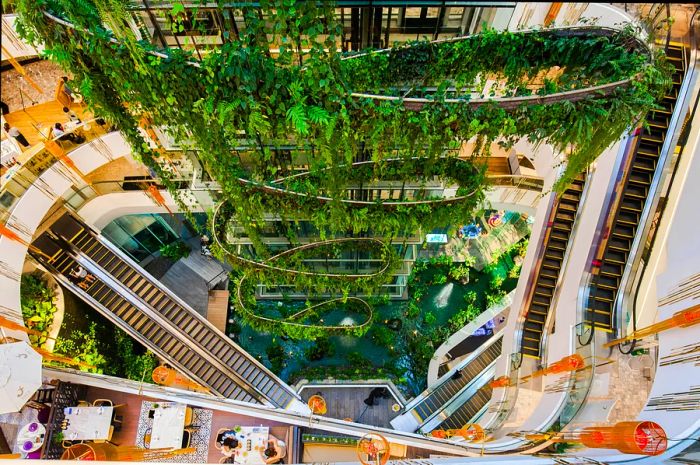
(13, 0), (673, 338)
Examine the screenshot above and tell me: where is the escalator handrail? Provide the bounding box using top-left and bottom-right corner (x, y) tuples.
(54, 219), (302, 407)
(401, 331), (504, 413)
(615, 25), (700, 338)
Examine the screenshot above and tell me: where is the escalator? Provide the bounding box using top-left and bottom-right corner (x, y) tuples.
(32, 213), (304, 411)
(393, 336), (501, 431)
(520, 175), (586, 359)
(430, 383), (493, 431)
(586, 43), (688, 331)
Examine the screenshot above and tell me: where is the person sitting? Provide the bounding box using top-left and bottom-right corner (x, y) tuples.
(63, 106), (81, 123)
(220, 435), (240, 458)
(53, 122), (74, 142)
(260, 435), (286, 464)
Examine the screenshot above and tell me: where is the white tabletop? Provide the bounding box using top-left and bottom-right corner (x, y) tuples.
(16, 422), (46, 454)
(150, 402), (186, 450)
(63, 406), (113, 440)
(235, 426), (269, 465)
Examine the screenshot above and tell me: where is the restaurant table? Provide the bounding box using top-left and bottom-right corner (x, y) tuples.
(63, 406), (113, 441)
(230, 426), (269, 465)
(150, 402), (186, 450)
(16, 422), (45, 454)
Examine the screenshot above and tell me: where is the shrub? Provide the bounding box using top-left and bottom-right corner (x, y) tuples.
(54, 322), (107, 373)
(304, 337), (335, 361)
(448, 264), (470, 282)
(159, 240), (191, 261)
(266, 343), (286, 373)
(20, 272), (57, 347)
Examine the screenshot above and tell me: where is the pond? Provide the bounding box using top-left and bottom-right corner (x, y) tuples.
(230, 238), (526, 395)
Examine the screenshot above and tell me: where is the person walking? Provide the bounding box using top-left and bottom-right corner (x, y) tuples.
(3, 123), (30, 148)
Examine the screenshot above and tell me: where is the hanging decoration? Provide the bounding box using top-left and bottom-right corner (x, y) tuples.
(151, 365), (210, 393)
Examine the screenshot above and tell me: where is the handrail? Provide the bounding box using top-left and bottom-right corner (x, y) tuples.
(538, 168), (593, 367)
(615, 17), (699, 340)
(403, 331), (505, 413)
(1, 118), (110, 212)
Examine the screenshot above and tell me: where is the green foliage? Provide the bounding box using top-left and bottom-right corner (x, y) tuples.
(55, 322), (107, 373)
(266, 342), (286, 373)
(107, 331), (159, 382)
(20, 272), (57, 347)
(449, 263), (471, 282)
(304, 337), (335, 361)
(159, 240), (191, 261)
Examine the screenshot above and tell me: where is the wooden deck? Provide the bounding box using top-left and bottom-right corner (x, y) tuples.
(298, 384), (403, 429)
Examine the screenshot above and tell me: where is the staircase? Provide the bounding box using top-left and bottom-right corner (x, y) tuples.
(32, 214), (305, 411)
(520, 175), (586, 359)
(586, 43), (688, 331)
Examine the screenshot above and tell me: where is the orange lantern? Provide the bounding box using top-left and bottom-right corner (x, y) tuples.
(547, 354), (585, 374)
(307, 394), (327, 415)
(605, 304), (700, 348)
(489, 376), (511, 388)
(357, 433), (390, 465)
(152, 366), (210, 393)
(455, 424), (486, 442)
(525, 354), (586, 381)
(580, 421), (667, 456)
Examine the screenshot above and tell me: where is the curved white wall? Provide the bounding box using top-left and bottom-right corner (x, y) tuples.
(0, 132), (130, 339)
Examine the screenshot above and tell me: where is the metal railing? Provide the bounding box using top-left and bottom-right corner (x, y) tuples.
(1, 119), (112, 223)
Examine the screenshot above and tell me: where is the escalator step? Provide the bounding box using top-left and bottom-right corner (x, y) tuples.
(544, 248), (564, 261)
(524, 321), (543, 333)
(613, 223), (635, 239)
(624, 183), (649, 199)
(547, 238), (568, 251)
(541, 258), (561, 269)
(526, 311), (546, 324)
(554, 211), (575, 223)
(608, 236), (630, 252)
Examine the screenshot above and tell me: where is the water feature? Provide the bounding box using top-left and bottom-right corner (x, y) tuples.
(433, 282), (454, 309)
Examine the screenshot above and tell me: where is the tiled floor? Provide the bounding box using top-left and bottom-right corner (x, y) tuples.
(0, 406), (39, 455)
(134, 401), (213, 463)
(1, 60), (66, 111)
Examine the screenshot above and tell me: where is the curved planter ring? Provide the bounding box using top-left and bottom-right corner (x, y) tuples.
(237, 157), (481, 209)
(212, 201), (391, 334)
(342, 27), (651, 111)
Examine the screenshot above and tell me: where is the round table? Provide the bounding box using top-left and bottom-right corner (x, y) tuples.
(16, 422), (46, 455)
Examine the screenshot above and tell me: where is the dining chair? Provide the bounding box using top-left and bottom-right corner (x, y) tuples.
(93, 425), (115, 445)
(184, 407), (194, 427)
(214, 428), (229, 450)
(143, 428), (152, 449)
(181, 430), (192, 449)
(92, 399), (112, 407)
(94, 398), (126, 410)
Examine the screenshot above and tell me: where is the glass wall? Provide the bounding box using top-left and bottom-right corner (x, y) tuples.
(101, 213), (180, 263)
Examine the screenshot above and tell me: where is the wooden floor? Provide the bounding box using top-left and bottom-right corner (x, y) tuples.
(3, 100), (94, 146)
(207, 290), (230, 333)
(78, 385), (294, 464)
(299, 385), (402, 429)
